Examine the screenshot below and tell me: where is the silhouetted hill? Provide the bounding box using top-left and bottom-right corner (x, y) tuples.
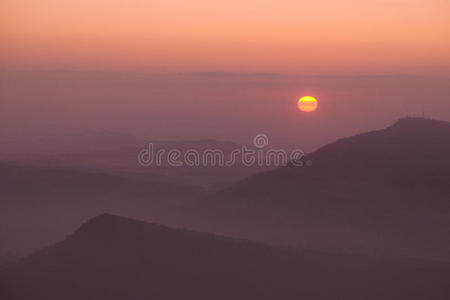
(1, 214), (449, 300)
(0, 163), (205, 255)
(187, 118), (450, 260)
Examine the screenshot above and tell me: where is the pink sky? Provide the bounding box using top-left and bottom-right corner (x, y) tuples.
(1, 1), (449, 150)
(1, 0), (450, 75)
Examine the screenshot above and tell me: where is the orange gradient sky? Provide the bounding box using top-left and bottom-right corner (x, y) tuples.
(1, 0), (450, 74)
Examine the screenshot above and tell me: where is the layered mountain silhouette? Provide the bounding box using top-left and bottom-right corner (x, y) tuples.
(0, 136), (271, 188)
(1, 214), (449, 300)
(2, 118), (449, 260)
(0, 136), (273, 254)
(186, 118), (450, 260)
(0, 163), (205, 254)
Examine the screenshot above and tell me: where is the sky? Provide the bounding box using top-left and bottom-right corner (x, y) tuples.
(1, 71), (449, 151)
(0, 1), (449, 151)
(1, 0), (450, 74)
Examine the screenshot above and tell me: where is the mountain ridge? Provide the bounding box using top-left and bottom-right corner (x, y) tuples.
(183, 118), (450, 260)
(2, 214), (449, 300)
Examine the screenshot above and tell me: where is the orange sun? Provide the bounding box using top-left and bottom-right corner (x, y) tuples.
(297, 96), (318, 112)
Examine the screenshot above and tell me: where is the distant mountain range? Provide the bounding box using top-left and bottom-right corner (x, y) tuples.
(0, 135), (271, 254)
(1, 214), (449, 300)
(184, 118), (450, 260)
(1, 130), (251, 156)
(1, 118), (449, 261)
(0, 134), (272, 188)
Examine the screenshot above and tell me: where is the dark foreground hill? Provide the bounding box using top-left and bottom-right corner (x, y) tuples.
(1, 214), (449, 300)
(185, 118), (450, 260)
(0, 163), (205, 255)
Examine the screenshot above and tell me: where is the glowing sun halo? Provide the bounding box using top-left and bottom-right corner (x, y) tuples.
(298, 96), (318, 112)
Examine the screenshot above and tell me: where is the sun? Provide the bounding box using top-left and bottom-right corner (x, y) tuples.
(298, 96), (318, 112)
